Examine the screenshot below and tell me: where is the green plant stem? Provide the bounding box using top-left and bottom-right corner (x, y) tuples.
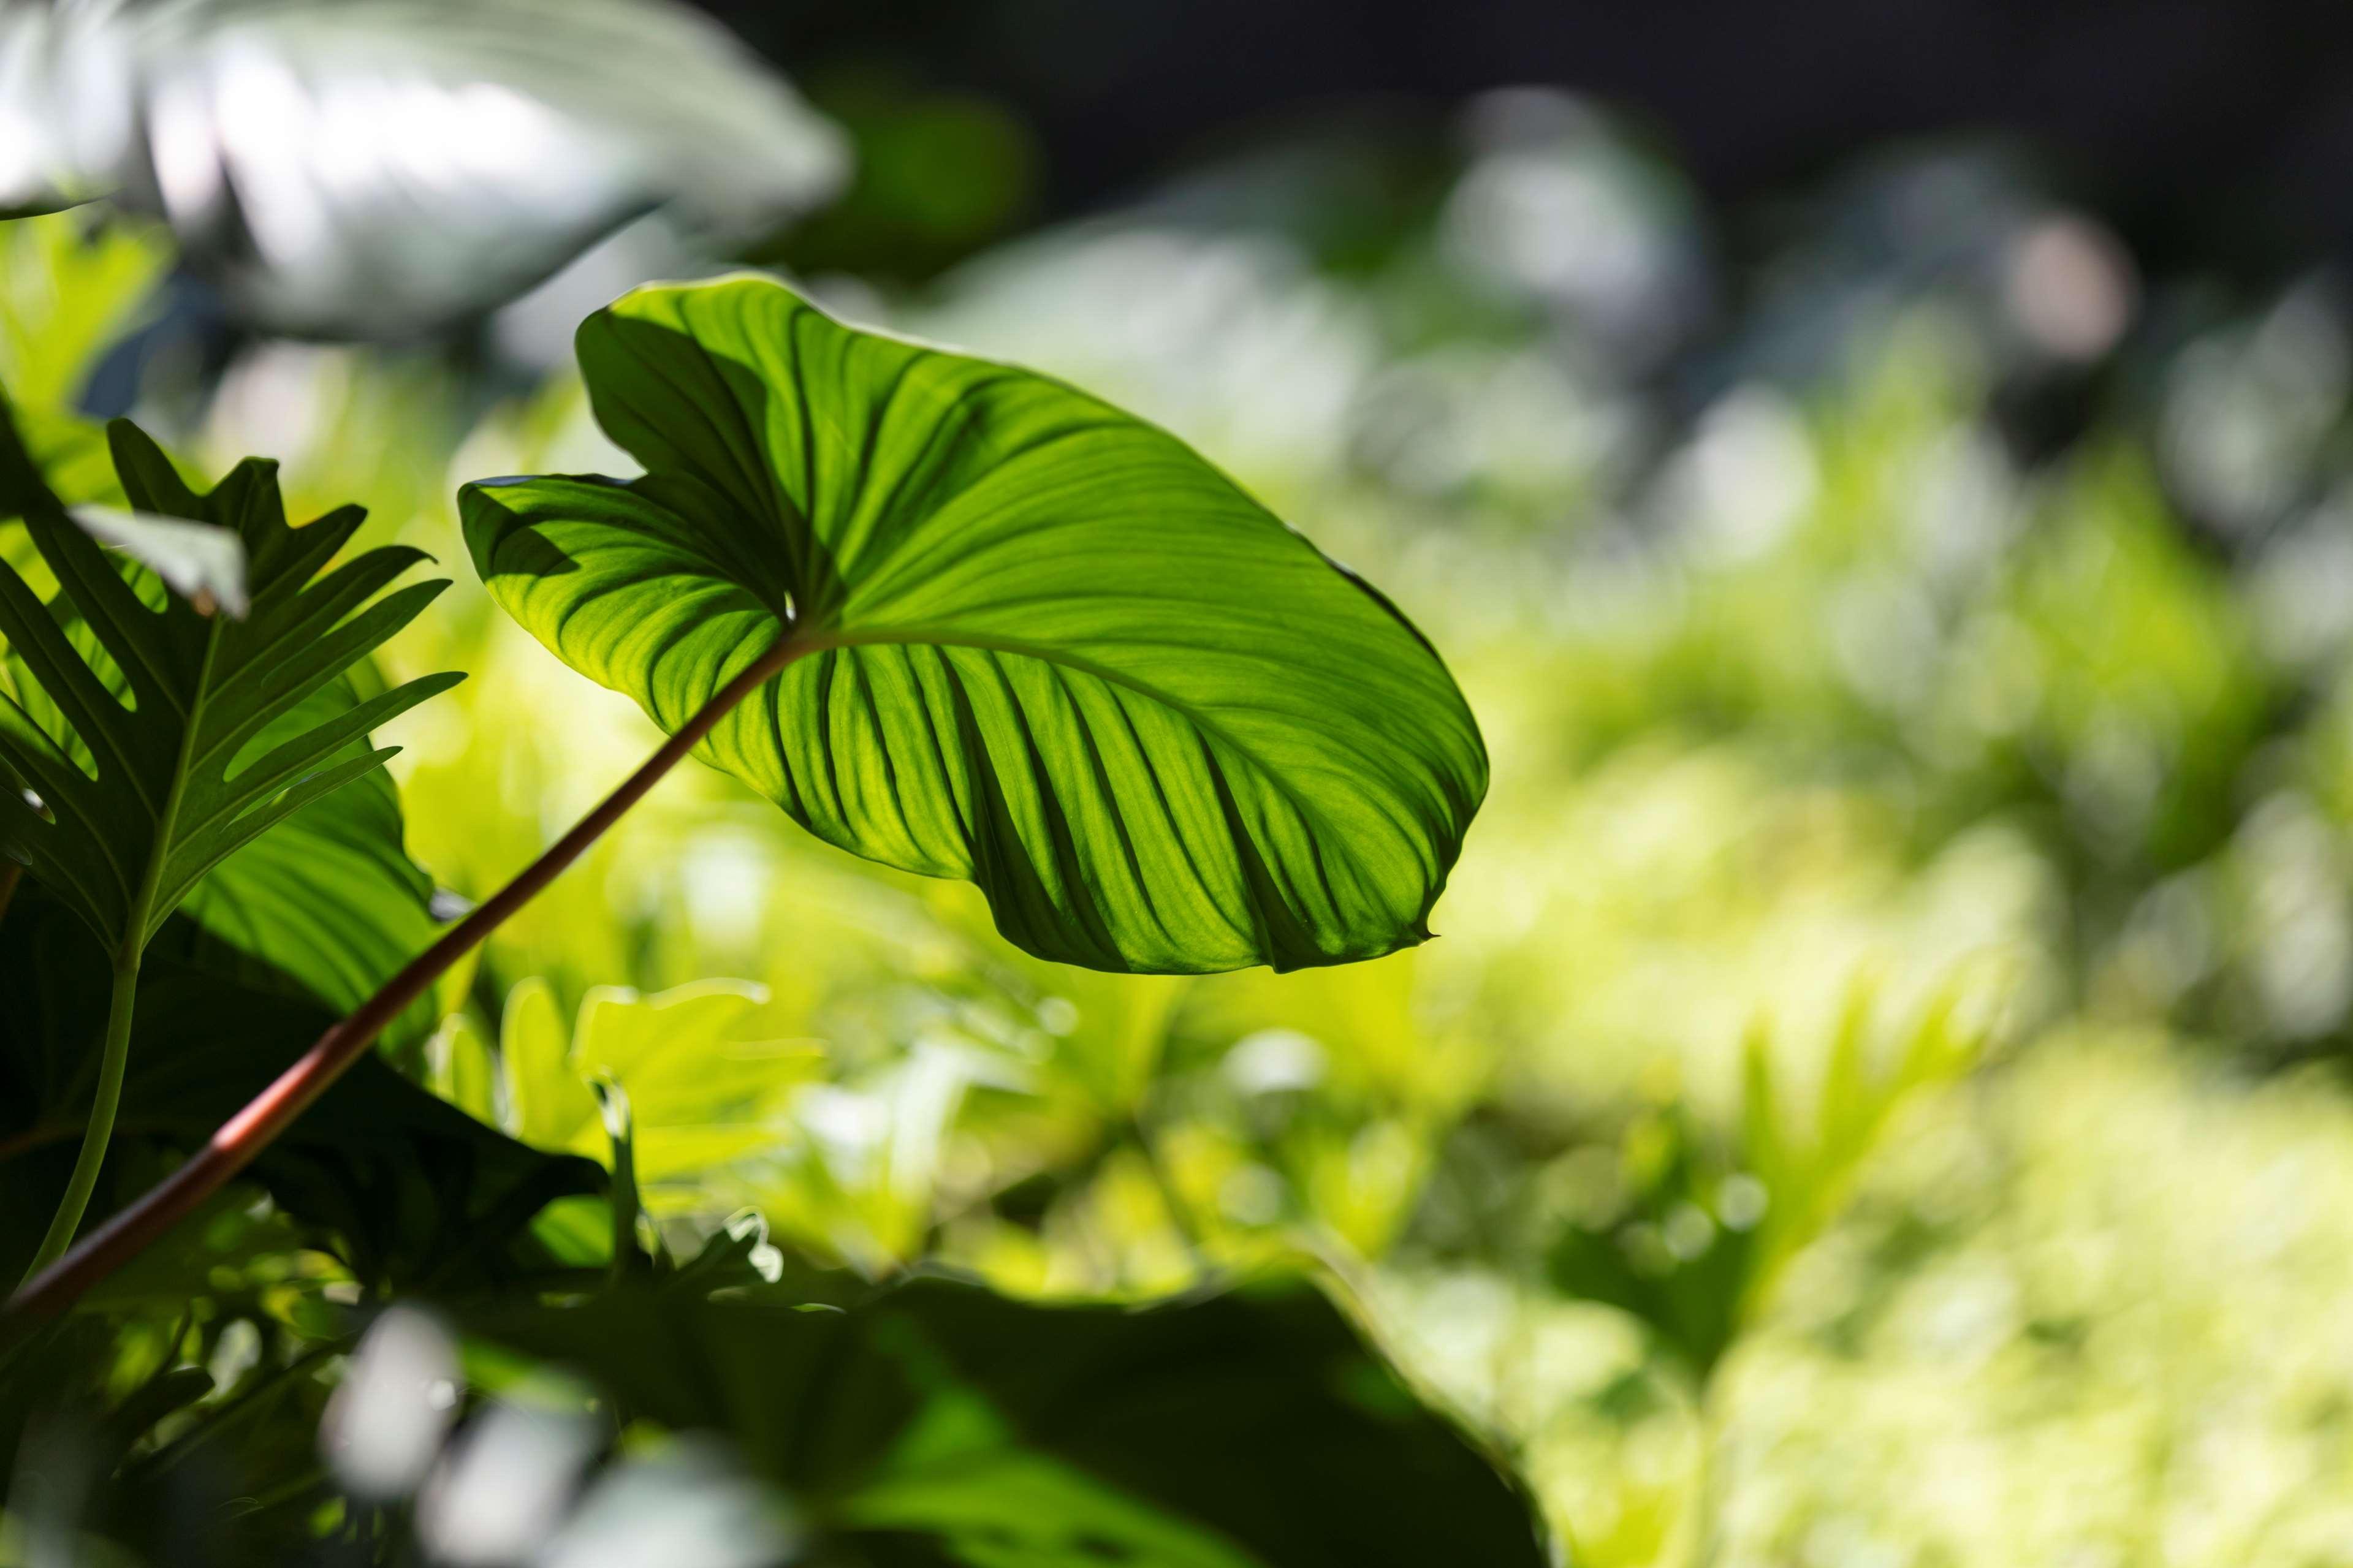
(0, 860), (21, 928)
(592, 1077), (641, 1287)
(1, 634), (810, 1335)
(20, 949), (139, 1282)
(18, 624), (216, 1285)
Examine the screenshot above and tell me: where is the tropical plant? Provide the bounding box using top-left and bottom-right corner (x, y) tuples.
(0, 270), (1532, 1564)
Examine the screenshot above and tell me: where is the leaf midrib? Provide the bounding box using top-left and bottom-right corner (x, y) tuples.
(127, 613), (226, 954)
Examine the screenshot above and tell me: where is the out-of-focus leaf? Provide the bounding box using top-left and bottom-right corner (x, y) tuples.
(0, 0), (847, 335)
(493, 977), (820, 1212)
(463, 275), (1488, 975)
(10, 405), (124, 513)
(1544, 1105), (1757, 1380)
(2, 402), (131, 608)
(0, 213), (170, 411)
(468, 1271), (1549, 1567)
(0, 5), (134, 219)
(1736, 983), (1980, 1309)
(1545, 982), (1983, 1379)
(758, 1043), (1017, 1274)
(65, 504), (248, 616)
(428, 1012), (500, 1126)
(0, 881), (603, 1290)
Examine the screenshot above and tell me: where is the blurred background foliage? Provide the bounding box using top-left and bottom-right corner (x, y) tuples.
(12, 0), (2353, 1559)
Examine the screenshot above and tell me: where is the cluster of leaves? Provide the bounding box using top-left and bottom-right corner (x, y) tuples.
(0, 269), (1542, 1566)
(1543, 986), (1980, 1379)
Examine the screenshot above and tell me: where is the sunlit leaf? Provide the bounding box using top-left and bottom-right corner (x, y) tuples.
(463, 275), (1486, 975)
(492, 977), (820, 1212)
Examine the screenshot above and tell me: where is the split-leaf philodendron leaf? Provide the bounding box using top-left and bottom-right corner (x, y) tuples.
(0, 401), (460, 966)
(1, 406), (450, 1044)
(462, 276), (1486, 974)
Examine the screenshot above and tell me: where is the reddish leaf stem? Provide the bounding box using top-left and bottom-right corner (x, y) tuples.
(2, 635), (807, 1333)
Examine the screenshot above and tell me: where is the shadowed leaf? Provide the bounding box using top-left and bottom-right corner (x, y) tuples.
(0, 396), (458, 994)
(467, 1271), (1549, 1567)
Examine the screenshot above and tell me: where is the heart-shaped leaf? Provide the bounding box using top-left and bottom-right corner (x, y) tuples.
(462, 276), (1485, 974)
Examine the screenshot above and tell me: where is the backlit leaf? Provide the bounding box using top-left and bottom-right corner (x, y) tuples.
(463, 275), (1486, 975)
(492, 977), (820, 1213)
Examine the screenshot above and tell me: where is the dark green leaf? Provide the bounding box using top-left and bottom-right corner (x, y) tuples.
(0, 396), (460, 968)
(463, 275), (1485, 975)
(0, 882), (604, 1292)
(466, 1271), (1547, 1567)
(174, 668), (449, 1045)
(4, 401), (448, 1051)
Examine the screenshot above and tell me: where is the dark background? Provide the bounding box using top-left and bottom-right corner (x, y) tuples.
(699, 0), (2353, 282)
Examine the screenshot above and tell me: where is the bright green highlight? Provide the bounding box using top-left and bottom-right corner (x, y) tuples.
(462, 275), (1485, 975)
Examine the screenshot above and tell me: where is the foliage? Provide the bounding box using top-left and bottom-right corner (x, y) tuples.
(0, 403), (456, 965)
(0, 0), (847, 335)
(447, 1273), (1546, 1567)
(0, 878), (604, 1291)
(7, 54), (2353, 1568)
(1545, 985), (1982, 1377)
(0, 176), (1537, 1567)
(463, 275), (1486, 974)
(467, 975), (823, 1219)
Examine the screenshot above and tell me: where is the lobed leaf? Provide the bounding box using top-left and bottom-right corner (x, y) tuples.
(0, 396), (459, 969)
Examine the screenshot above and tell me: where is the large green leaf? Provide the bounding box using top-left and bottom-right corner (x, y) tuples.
(462, 275), (1485, 974)
(0, 882), (604, 1291)
(0, 401), (460, 961)
(466, 1271), (1548, 1567)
